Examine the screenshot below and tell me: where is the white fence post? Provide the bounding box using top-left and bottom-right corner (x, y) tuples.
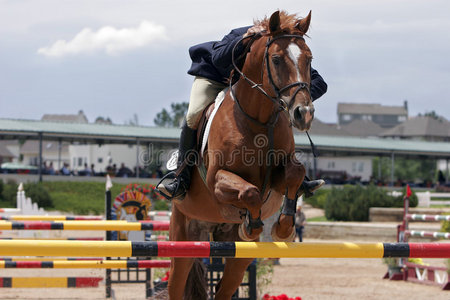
(416, 191), (431, 207)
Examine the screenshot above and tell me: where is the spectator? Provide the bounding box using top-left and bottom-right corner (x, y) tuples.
(46, 162), (55, 175)
(42, 161), (48, 174)
(60, 163), (71, 176)
(106, 164), (114, 176)
(83, 163), (92, 176)
(438, 170), (445, 185)
(90, 164), (96, 176)
(116, 163), (133, 178)
(155, 166), (163, 178)
(295, 206), (306, 242)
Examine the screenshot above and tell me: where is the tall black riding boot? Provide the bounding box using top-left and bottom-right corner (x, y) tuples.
(299, 175), (325, 198)
(157, 121), (197, 200)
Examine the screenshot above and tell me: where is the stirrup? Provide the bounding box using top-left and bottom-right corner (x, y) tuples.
(156, 171), (185, 200)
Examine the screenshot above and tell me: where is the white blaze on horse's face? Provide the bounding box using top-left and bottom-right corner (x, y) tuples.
(284, 42), (314, 131)
(287, 43), (303, 82)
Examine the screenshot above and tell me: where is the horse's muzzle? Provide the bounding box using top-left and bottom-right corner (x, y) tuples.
(292, 105), (314, 131)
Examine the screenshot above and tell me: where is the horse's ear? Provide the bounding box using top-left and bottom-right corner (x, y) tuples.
(296, 10), (312, 35)
(269, 11), (281, 33)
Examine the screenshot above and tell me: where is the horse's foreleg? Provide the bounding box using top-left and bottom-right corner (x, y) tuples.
(168, 258), (195, 299)
(168, 205), (194, 299)
(271, 161), (305, 241)
(214, 169), (263, 241)
(214, 258), (254, 300)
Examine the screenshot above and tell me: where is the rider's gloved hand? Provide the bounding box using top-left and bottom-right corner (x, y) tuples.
(243, 25), (266, 38)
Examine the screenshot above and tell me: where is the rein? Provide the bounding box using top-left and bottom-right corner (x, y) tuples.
(229, 32), (311, 197)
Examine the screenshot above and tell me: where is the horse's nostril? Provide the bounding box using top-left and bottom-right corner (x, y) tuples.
(294, 107), (302, 121)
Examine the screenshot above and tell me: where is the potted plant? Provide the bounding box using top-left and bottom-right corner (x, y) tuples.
(383, 257), (403, 279)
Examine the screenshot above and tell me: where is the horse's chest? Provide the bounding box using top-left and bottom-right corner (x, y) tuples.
(186, 220), (235, 241)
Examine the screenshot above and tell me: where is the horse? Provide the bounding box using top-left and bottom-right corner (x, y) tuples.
(168, 10), (315, 299)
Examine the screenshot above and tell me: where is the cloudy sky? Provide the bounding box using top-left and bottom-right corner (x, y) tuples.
(1, 0), (449, 126)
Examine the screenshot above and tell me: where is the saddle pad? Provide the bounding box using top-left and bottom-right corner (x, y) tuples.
(200, 88), (228, 156)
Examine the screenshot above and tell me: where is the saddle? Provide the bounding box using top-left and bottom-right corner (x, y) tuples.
(196, 102), (215, 158)
(195, 88), (228, 183)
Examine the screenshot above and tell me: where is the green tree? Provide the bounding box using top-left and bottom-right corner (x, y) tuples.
(94, 116), (113, 124)
(0, 179), (3, 199)
(154, 102), (188, 127)
(372, 157), (391, 182)
(325, 184), (417, 221)
(372, 157), (436, 183)
(419, 110), (441, 120)
(126, 113), (139, 126)
(23, 183), (53, 208)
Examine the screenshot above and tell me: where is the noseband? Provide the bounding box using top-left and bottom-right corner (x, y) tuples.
(231, 33), (311, 117)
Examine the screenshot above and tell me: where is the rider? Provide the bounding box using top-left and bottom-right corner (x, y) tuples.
(157, 24), (328, 200)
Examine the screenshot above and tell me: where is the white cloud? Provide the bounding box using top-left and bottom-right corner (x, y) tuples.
(37, 21), (168, 57)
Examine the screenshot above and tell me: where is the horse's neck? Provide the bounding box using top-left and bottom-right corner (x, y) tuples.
(233, 80), (277, 125)
(230, 81), (294, 152)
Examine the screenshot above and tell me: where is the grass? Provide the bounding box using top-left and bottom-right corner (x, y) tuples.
(41, 181), (128, 214)
(0, 200), (11, 208)
(430, 204), (450, 208)
(307, 216), (328, 222)
(39, 181), (168, 215)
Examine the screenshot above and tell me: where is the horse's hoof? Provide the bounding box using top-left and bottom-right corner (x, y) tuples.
(238, 223), (255, 241)
(270, 224), (296, 242)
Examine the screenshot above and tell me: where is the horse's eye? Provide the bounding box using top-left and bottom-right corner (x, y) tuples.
(272, 55), (281, 66)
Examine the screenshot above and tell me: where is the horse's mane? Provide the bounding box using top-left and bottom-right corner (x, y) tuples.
(255, 10), (308, 35)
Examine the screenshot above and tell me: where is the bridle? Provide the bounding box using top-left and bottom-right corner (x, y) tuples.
(230, 32), (311, 125)
(264, 34), (311, 110)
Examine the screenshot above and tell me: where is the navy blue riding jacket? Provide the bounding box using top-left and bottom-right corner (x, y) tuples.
(187, 26), (328, 101)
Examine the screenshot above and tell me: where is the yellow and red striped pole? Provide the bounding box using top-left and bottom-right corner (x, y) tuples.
(0, 215), (103, 221)
(0, 259), (171, 269)
(0, 220), (169, 231)
(0, 277), (102, 288)
(0, 240), (448, 258)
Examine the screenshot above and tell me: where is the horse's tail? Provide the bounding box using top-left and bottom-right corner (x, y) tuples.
(184, 258), (208, 300)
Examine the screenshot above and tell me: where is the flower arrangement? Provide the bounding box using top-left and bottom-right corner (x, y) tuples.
(121, 183), (164, 202)
(262, 294), (301, 300)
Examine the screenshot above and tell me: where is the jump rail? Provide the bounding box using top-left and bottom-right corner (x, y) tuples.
(149, 211), (171, 217)
(0, 240), (448, 258)
(0, 257), (102, 261)
(0, 237), (104, 241)
(391, 188), (450, 290)
(405, 230), (450, 239)
(0, 259), (171, 269)
(0, 215), (103, 221)
(0, 277), (103, 288)
(404, 262), (450, 290)
(406, 214), (450, 222)
(0, 220), (170, 231)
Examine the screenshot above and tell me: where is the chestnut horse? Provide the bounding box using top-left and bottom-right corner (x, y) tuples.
(168, 11), (315, 299)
